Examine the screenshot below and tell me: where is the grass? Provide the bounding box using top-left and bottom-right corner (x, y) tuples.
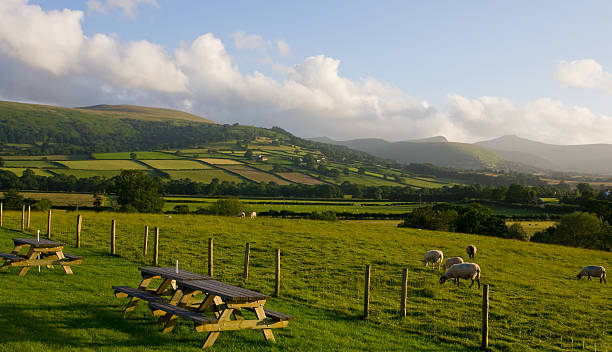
(51, 169), (124, 178)
(92, 152), (183, 160)
(276, 172), (325, 185)
(1, 210), (608, 351)
(2, 160), (64, 168)
(141, 160), (212, 170)
(218, 166), (292, 185)
(199, 158), (243, 165)
(0, 168), (55, 177)
(58, 160), (150, 170)
(164, 170), (243, 183)
(506, 221), (557, 236)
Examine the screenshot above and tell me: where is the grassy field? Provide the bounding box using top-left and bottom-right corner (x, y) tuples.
(3, 160), (64, 168)
(199, 158), (243, 165)
(506, 221), (557, 236)
(218, 166), (292, 185)
(51, 169), (124, 178)
(276, 172), (325, 185)
(164, 170), (243, 183)
(0, 168), (56, 177)
(141, 160), (212, 170)
(0, 210), (608, 351)
(92, 152), (183, 160)
(58, 160), (150, 170)
(17, 192), (99, 207)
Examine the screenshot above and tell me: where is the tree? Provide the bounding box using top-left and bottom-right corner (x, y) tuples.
(506, 223), (528, 240)
(207, 198), (245, 215)
(244, 149), (253, 160)
(505, 184), (536, 204)
(0, 157), (4, 167)
(130, 152), (137, 160)
(531, 211), (611, 250)
(2, 190), (24, 209)
(112, 170), (164, 212)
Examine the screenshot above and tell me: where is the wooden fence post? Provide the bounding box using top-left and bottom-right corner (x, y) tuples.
(154, 227), (159, 265)
(208, 237), (213, 277)
(110, 219), (116, 255)
(482, 284), (490, 350)
(243, 242), (250, 279)
(364, 264), (371, 320)
(0, 202), (3, 227)
(27, 205), (31, 229)
(274, 248), (281, 297)
(47, 209), (52, 239)
(401, 268), (408, 317)
(21, 205), (25, 232)
(143, 225), (149, 257)
(76, 215), (82, 248)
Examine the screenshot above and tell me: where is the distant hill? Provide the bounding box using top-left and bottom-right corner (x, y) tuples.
(476, 135), (612, 175)
(309, 136), (501, 169)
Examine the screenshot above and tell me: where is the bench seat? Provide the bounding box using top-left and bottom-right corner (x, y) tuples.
(113, 286), (167, 302)
(263, 308), (293, 321)
(149, 301), (217, 325)
(0, 252), (27, 261)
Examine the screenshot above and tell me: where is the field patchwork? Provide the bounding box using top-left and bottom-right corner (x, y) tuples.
(57, 160), (149, 170)
(141, 159), (212, 170)
(164, 169), (243, 183)
(198, 158), (243, 165)
(277, 172), (325, 185)
(218, 165), (292, 185)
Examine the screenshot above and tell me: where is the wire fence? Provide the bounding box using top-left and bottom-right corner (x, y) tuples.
(0, 208), (609, 352)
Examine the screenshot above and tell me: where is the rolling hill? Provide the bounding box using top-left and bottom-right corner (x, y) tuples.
(476, 135), (612, 175)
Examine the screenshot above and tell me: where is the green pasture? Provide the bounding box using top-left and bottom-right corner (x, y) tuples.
(0, 168), (56, 177)
(92, 152), (182, 160)
(0, 210), (609, 351)
(51, 169), (124, 178)
(58, 160), (150, 170)
(164, 170), (243, 183)
(141, 160), (212, 170)
(2, 160), (63, 168)
(506, 221), (558, 236)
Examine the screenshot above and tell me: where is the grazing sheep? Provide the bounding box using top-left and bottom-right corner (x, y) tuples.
(250, 211), (257, 219)
(422, 250), (444, 270)
(466, 245), (477, 259)
(236, 212), (246, 218)
(439, 263), (481, 288)
(444, 256), (464, 270)
(577, 266), (607, 284)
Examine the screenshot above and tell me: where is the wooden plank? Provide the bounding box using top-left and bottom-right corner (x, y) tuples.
(401, 268), (408, 317)
(243, 242), (250, 279)
(274, 248), (280, 297)
(139, 267), (211, 281)
(143, 225), (149, 257)
(47, 209), (52, 239)
(195, 319), (289, 332)
(208, 237), (213, 277)
(364, 264), (371, 320)
(13, 238), (63, 247)
(263, 308), (293, 321)
(110, 219), (116, 256)
(154, 227), (159, 265)
(255, 306), (276, 342)
(482, 284), (490, 350)
(178, 279), (269, 301)
(76, 215), (82, 248)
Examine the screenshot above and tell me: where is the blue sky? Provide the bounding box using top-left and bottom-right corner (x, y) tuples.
(2, 0), (612, 143)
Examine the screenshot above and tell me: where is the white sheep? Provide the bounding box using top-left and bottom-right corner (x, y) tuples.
(422, 250), (444, 270)
(466, 245), (477, 259)
(250, 211), (257, 219)
(577, 266), (607, 284)
(443, 256), (464, 270)
(236, 212), (246, 218)
(439, 263), (481, 288)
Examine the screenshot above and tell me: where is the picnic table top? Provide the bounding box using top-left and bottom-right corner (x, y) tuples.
(177, 279), (269, 302)
(13, 238), (64, 248)
(138, 267), (212, 281)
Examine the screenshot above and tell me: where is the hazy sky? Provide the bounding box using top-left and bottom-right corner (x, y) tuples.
(2, 0), (612, 144)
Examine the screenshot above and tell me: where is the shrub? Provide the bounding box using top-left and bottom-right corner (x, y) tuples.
(32, 198), (52, 212)
(173, 205), (190, 214)
(309, 211), (338, 221)
(207, 198), (246, 216)
(506, 223), (528, 240)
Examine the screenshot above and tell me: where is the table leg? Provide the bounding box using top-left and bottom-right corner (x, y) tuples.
(157, 289), (184, 325)
(56, 251), (73, 275)
(11, 244), (27, 255)
(125, 276), (153, 313)
(17, 248), (37, 277)
(201, 307), (233, 349)
(156, 279), (173, 296)
(254, 306), (276, 342)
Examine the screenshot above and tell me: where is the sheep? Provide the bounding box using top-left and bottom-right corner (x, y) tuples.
(250, 211), (257, 219)
(422, 250), (444, 270)
(236, 212), (246, 218)
(439, 263), (481, 288)
(466, 245), (477, 259)
(443, 256), (464, 270)
(577, 266), (607, 284)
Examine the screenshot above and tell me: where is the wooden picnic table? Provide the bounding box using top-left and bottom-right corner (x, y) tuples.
(113, 266), (212, 313)
(150, 279), (292, 349)
(0, 238), (82, 276)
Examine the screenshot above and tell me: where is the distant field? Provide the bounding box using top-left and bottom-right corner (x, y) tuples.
(331, 175), (403, 187)
(3, 160), (61, 168)
(141, 159), (211, 170)
(51, 169), (123, 178)
(506, 221), (557, 236)
(58, 160), (149, 170)
(165, 170), (243, 183)
(199, 158), (243, 165)
(17, 192), (98, 207)
(401, 177), (447, 188)
(277, 172), (325, 185)
(92, 151), (182, 160)
(0, 154), (88, 160)
(219, 165), (292, 185)
(0, 168), (55, 177)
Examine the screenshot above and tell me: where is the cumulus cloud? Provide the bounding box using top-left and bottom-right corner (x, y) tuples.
(556, 59), (612, 93)
(277, 39), (291, 57)
(2, 1), (612, 145)
(87, 0), (158, 17)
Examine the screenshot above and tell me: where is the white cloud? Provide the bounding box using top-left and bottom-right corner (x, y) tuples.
(556, 59), (612, 93)
(277, 40), (291, 58)
(2, 1), (612, 145)
(232, 30), (266, 51)
(87, 0), (158, 17)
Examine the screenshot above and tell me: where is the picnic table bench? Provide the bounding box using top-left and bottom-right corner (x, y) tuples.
(153, 279), (293, 349)
(113, 266), (212, 312)
(0, 238), (82, 276)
